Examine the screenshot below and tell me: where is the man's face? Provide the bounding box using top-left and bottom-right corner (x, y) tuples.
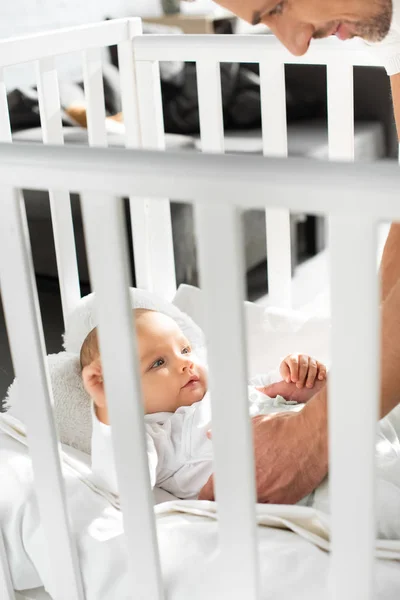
(212, 0), (393, 56)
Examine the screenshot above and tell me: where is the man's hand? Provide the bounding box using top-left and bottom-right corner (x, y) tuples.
(198, 387), (328, 504)
(257, 377), (326, 404)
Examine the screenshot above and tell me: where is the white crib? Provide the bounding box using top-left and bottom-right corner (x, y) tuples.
(0, 17), (398, 600)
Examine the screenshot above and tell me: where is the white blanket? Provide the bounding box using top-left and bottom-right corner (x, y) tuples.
(1, 412), (400, 600)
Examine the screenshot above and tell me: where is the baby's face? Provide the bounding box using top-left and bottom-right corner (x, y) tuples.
(136, 311), (207, 414)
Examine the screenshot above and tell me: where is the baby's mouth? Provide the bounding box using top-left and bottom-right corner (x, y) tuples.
(182, 375), (200, 389)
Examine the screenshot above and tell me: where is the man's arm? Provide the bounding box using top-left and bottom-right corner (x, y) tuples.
(199, 391), (329, 504)
(390, 73), (400, 137)
(380, 74), (400, 302)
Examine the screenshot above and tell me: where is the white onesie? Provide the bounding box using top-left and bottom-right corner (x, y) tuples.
(91, 370), (303, 500)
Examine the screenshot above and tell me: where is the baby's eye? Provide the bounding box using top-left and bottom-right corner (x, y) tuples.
(151, 358), (165, 369)
(182, 346), (191, 355)
(269, 1), (285, 17)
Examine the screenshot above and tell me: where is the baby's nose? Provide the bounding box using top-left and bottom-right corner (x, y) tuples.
(180, 356), (193, 371)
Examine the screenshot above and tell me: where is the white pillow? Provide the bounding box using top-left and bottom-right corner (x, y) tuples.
(173, 284), (331, 377)
(6, 352), (92, 455)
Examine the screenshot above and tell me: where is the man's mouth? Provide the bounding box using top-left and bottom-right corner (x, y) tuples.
(334, 23), (353, 41)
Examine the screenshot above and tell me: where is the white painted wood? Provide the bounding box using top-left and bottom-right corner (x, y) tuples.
(328, 215), (378, 600)
(0, 19), (130, 68)
(196, 59), (224, 153)
(36, 57), (81, 322)
(260, 61), (287, 159)
(1, 145), (400, 220)
(195, 200), (259, 600)
(82, 46), (107, 147)
(135, 59), (176, 299)
(118, 19), (142, 150)
(133, 35), (379, 67)
(260, 60), (291, 309)
(0, 528), (14, 600)
(0, 186), (84, 600)
(327, 63), (355, 162)
(15, 590), (51, 600)
(117, 19), (152, 291)
(80, 191), (164, 599)
(0, 69), (12, 142)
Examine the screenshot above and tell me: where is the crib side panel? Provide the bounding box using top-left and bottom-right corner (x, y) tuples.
(134, 59), (176, 300)
(82, 47), (108, 148)
(36, 57), (81, 324)
(80, 190), (164, 599)
(194, 199), (260, 600)
(259, 60), (292, 308)
(117, 20), (154, 292)
(328, 215), (379, 600)
(0, 19), (130, 68)
(0, 186), (84, 600)
(327, 63), (355, 162)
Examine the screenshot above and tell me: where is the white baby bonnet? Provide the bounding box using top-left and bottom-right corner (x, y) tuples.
(63, 287), (205, 355)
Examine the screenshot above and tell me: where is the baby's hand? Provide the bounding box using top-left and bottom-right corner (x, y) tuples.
(280, 354), (326, 389)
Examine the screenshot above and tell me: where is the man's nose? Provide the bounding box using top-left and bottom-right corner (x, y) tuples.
(270, 17), (314, 56)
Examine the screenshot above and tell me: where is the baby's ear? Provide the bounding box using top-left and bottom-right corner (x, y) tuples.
(82, 360), (105, 408)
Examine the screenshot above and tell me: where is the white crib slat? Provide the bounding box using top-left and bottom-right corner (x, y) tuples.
(80, 191), (164, 599)
(82, 47), (107, 147)
(0, 186), (84, 600)
(259, 62), (287, 158)
(196, 59), (224, 153)
(135, 60), (176, 300)
(195, 200), (259, 600)
(327, 63), (355, 161)
(328, 215), (378, 600)
(36, 57), (81, 322)
(259, 60), (291, 309)
(117, 20), (152, 291)
(0, 69), (12, 142)
(0, 528), (14, 600)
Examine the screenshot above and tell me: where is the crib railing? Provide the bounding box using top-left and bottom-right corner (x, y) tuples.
(1, 143), (400, 600)
(0, 18), (385, 323)
(0, 17), (394, 600)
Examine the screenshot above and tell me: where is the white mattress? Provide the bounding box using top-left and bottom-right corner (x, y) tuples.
(196, 119), (386, 161)
(12, 126), (195, 151)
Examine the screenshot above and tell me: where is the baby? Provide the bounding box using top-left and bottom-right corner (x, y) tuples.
(81, 309), (326, 500)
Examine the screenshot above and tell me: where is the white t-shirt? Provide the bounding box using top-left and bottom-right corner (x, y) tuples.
(370, 0), (400, 75)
